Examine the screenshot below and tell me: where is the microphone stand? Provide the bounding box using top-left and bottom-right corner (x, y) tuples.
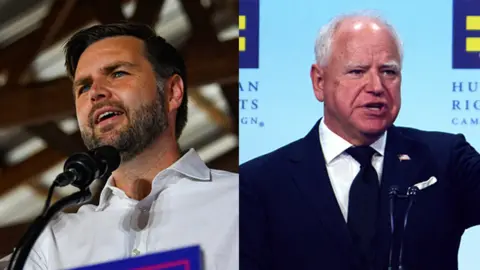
(7, 145), (120, 270)
(7, 186), (92, 270)
(397, 186), (419, 270)
(388, 186), (399, 270)
(387, 185), (419, 270)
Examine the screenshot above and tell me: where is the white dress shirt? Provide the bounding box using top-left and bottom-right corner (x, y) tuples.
(21, 149), (238, 270)
(318, 119), (387, 222)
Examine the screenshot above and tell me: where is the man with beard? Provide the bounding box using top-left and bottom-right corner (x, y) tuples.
(19, 23), (238, 270)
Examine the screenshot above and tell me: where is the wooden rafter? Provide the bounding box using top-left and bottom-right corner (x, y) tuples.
(189, 90), (233, 133)
(183, 39), (238, 86)
(207, 147), (238, 173)
(221, 82), (239, 136)
(4, 0), (78, 86)
(0, 131), (83, 197)
(26, 122), (86, 155)
(0, 1), (95, 73)
(0, 77), (74, 128)
(91, 0), (126, 24)
(0, 77), (74, 129)
(26, 178), (62, 204)
(180, 0), (218, 42)
(130, 0), (165, 26)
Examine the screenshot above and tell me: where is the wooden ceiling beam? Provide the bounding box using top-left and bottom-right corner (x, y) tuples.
(0, 222), (30, 258)
(0, 1), (94, 72)
(0, 130), (35, 159)
(130, 0), (165, 26)
(211, 0), (239, 15)
(0, 148), (6, 169)
(4, 0), (78, 86)
(0, 131), (83, 197)
(0, 77), (74, 129)
(189, 90), (233, 133)
(179, 0), (238, 87)
(207, 147), (238, 173)
(26, 178), (63, 205)
(180, 0), (218, 42)
(91, 0), (126, 24)
(26, 122), (86, 155)
(221, 82), (238, 136)
(0, 38), (237, 129)
(183, 38), (238, 87)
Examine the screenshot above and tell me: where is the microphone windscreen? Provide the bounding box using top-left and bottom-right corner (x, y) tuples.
(91, 145), (121, 172)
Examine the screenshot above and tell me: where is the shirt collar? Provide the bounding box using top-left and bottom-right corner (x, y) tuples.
(318, 118), (387, 164)
(168, 148), (211, 181)
(95, 148), (211, 210)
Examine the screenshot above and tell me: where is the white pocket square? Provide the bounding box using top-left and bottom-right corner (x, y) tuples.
(414, 176), (437, 190)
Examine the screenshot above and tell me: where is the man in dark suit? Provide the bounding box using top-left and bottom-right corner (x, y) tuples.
(240, 12), (480, 270)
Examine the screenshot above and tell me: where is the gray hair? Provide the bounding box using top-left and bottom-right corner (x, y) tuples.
(314, 10), (404, 67)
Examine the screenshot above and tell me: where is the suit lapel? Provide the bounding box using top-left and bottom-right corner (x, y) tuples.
(380, 126), (435, 204)
(381, 127), (428, 196)
(287, 120), (354, 256)
(376, 126), (437, 267)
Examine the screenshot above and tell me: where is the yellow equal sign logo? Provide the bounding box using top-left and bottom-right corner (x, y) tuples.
(239, 15), (246, 52)
(239, 0), (259, 68)
(466, 16), (480, 52)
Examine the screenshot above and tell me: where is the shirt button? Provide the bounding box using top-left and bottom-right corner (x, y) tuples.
(132, 249), (141, 256)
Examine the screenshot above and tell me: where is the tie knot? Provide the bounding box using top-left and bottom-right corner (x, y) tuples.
(346, 146), (376, 167)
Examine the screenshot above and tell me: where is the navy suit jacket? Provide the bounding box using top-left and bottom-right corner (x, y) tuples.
(240, 120), (480, 270)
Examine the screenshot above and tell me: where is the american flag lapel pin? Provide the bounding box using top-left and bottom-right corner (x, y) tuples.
(398, 154), (410, 161)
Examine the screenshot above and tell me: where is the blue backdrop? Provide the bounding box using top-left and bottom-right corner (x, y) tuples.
(239, 0), (480, 268)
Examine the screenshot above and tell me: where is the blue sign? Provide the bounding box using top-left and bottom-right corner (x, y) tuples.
(239, 0), (260, 69)
(452, 0), (480, 68)
(70, 246), (202, 270)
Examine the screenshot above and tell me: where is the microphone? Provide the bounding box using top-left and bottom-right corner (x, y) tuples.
(388, 177), (437, 270)
(7, 145), (121, 270)
(54, 145), (121, 189)
(388, 185), (400, 270)
(397, 186), (418, 270)
(397, 177), (437, 270)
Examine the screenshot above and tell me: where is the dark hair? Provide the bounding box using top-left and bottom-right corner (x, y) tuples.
(64, 22), (188, 139)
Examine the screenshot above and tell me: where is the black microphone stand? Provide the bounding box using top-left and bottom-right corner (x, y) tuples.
(387, 185), (419, 270)
(7, 183), (93, 270)
(7, 145), (120, 270)
(397, 186), (419, 270)
(388, 186), (400, 270)
(10, 189), (92, 270)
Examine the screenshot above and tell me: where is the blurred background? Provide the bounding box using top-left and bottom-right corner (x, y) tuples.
(0, 0), (238, 257)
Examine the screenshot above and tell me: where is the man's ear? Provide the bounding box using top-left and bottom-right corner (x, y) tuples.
(165, 74), (184, 113)
(310, 63), (325, 102)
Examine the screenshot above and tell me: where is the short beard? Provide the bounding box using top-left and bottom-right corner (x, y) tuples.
(80, 84), (168, 163)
